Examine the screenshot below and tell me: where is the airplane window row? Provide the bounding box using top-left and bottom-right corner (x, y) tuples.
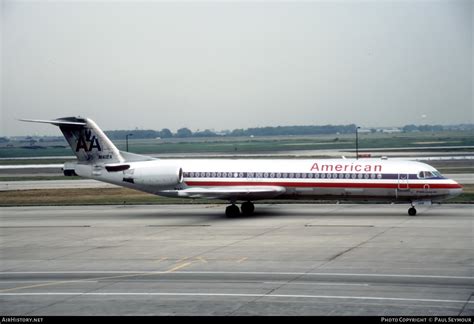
(183, 172), (383, 180)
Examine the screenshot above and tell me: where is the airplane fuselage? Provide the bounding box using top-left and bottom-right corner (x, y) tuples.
(74, 158), (462, 203)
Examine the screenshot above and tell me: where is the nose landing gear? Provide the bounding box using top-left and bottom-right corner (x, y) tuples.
(408, 205), (417, 216)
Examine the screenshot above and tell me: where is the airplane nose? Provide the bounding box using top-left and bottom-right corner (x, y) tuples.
(448, 181), (463, 197)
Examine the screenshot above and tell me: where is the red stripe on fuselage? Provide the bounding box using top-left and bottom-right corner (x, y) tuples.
(184, 181), (462, 189)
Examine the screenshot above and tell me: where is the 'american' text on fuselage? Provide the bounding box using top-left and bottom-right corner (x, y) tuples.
(310, 163), (382, 173)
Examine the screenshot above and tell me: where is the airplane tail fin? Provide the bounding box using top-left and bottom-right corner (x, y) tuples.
(20, 117), (125, 164)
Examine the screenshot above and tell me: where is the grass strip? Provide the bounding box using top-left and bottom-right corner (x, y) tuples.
(1, 186), (472, 206)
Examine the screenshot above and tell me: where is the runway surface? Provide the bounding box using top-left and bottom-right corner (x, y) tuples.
(0, 204), (472, 316)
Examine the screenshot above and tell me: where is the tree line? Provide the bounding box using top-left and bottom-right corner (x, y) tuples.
(105, 124), (358, 140)
(103, 124), (473, 140)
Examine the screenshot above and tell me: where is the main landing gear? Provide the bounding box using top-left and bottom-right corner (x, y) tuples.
(241, 201), (255, 216)
(225, 204), (240, 218)
(225, 201), (255, 217)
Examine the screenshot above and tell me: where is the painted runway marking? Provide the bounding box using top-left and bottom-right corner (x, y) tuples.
(263, 281), (370, 287)
(196, 257), (208, 263)
(0, 226), (91, 228)
(0, 280), (86, 293)
(0, 271), (472, 280)
(147, 225), (210, 227)
(0, 262), (194, 293)
(153, 257), (168, 264)
(165, 262), (193, 273)
(0, 280), (98, 284)
(305, 224), (374, 227)
(0, 292), (472, 304)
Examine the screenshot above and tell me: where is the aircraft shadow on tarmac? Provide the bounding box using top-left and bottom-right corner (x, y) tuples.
(110, 204), (455, 219)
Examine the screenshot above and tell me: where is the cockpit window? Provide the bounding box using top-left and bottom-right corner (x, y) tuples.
(418, 171), (440, 179)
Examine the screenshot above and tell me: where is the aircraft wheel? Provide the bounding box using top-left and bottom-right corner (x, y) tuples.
(241, 201), (255, 216)
(408, 207), (417, 216)
(225, 204), (240, 218)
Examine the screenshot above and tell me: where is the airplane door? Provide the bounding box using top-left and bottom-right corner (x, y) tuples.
(246, 169), (255, 183)
(398, 173), (409, 190)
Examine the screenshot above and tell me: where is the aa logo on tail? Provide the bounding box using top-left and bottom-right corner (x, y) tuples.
(76, 129), (102, 152)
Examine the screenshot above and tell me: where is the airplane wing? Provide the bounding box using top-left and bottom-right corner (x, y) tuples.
(159, 186), (286, 200)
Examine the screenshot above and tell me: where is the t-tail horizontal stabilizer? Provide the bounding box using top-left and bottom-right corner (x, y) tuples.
(20, 118), (87, 127)
(20, 117), (124, 163)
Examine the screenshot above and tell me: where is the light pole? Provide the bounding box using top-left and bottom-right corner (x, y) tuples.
(355, 126), (360, 160)
(126, 133), (133, 152)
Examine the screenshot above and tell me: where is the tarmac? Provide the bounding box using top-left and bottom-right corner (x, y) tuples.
(0, 203), (472, 315)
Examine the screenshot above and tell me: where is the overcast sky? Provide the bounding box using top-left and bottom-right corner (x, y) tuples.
(1, 0), (472, 136)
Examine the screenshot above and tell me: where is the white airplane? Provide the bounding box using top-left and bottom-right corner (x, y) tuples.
(21, 117), (463, 217)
